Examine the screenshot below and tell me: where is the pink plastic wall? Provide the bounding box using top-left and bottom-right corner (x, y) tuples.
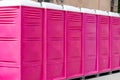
(97, 15), (110, 72)
(82, 13), (97, 75)
(110, 16), (120, 70)
(0, 6), (43, 80)
(21, 6), (43, 80)
(44, 9), (65, 80)
(0, 6), (21, 80)
(65, 11), (82, 78)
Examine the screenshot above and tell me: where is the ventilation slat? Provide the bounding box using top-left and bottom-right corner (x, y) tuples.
(47, 10), (64, 21)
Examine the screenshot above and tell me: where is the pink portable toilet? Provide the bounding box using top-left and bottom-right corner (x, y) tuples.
(109, 12), (120, 70)
(96, 10), (110, 73)
(0, 0), (43, 80)
(64, 5), (83, 78)
(42, 2), (65, 80)
(81, 8), (97, 75)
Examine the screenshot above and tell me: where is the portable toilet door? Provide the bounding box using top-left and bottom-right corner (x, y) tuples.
(21, 1), (43, 80)
(64, 5), (83, 78)
(0, 0), (43, 80)
(42, 2), (65, 80)
(109, 12), (120, 70)
(96, 10), (110, 73)
(81, 8), (98, 75)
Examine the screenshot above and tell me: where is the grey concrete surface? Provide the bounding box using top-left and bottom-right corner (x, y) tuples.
(87, 73), (120, 80)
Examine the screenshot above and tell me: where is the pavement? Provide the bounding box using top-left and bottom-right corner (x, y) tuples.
(87, 73), (120, 80)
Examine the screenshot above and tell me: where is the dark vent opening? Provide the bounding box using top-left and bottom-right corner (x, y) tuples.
(38, 0), (51, 2)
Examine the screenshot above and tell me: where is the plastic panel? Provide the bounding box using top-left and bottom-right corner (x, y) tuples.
(0, 6), (21, 80)
(83, 13), (97, 75)
(0, 7), (20, 62)
(22, 63), (42, 80)
(45, 9), (65, 80)
(0, 7), (20, 37)
(110, 17), (120, 70)
(97, 15), (110, 72)
(21, 6), (43, 80)
(0, 41), (20, 65)
(66, 11), (82, 78)
(0, 67), (20, 80)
